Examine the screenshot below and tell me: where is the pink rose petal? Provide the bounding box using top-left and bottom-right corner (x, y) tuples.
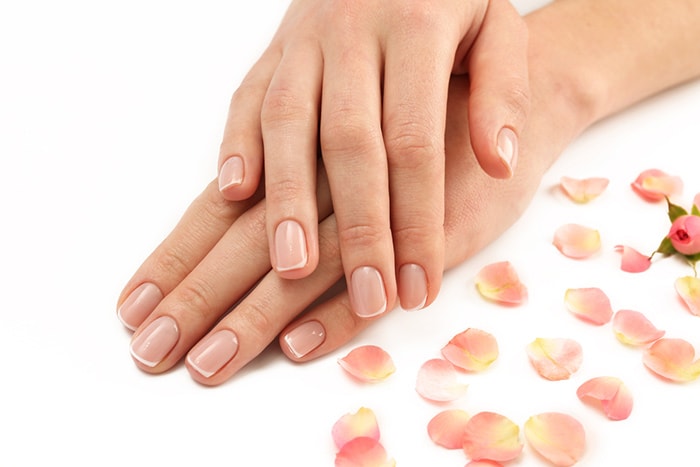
(553, 224), (601, 259)
(675, 276), (700, 316)
(466, 462), (504, 467)
(576, 376), (633, 421)
(441, 328), (499, 372)
(416, 359), (468, 402)
(694, 193), (700, 212)
(524, 412), (586, 467)
(475, 261), (528, 305)
(526, 338), (583, 381)
(335, 437), (396, 467)
(612, 309), (665, 346)
(564, 287), (613, 325)
(427, 409), (470, 450)
(631, 168), (683, 202)
(332, 407), (381, 450)
(338, 345), (396, 382)
(462, 412), (523, 462)
(560, 176), (609, 203)
(614, 245), (652, 273)
(643, 338), (700, 382)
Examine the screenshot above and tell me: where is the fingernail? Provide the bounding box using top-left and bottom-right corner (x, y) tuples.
(350, 266), (387, 318)
(117, 282), (163, 331)
(283, 320), (326, 358)
(130, 316), (179, 367)
(274, 220), (308, 272)
(187, 329), (239, 378)
(218, 156), (244, 191)
(398, 264), (428, 311)
(497, 127), (518, 175)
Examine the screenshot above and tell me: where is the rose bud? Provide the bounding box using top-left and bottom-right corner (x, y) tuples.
(667, 215), (700, 255)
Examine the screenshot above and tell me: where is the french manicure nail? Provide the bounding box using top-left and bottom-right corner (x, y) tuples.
(283, 320), (326, 358)
(274, 220), (308, 272)
(398, 264), (428, 311)
(350, 266), (387, 318)
(218, 156), (244, 192)
(117, 282), (163, 331)
(187, 329), (239, 378)
(497, 127), (518, 175)
(130, 316), (179, 367)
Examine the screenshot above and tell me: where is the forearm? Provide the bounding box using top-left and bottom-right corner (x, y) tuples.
(528, 0), (700, 131)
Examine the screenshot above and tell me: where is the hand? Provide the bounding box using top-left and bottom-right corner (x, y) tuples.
(117, 38), (585, 385)
(216, 0), (530, 315)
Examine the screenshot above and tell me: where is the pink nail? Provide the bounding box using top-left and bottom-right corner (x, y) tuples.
(350, 266), (387, 318)
(187, 329), (239, 378)
(274, 220), (308, 272)
(218, 156), (244, 192)
(398, 264), (428, 311)
(130, 316), (179, 367)
(497, 127), (518, 175)
(283, 321), (326, 358)
(117, 282), (163, 331)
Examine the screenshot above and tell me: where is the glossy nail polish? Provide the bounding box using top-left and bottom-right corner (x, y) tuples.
(283, 321), (326, 358)
(497, 127), (518, 175)
(398, 263), (428, 311)
(130, 316), (179, 367)
(218, 156), (244, 192)
(117, 282), (163, 331)
(274, 219), (308, 272)
(187, 329), (239, 378)
(350, 266), (387, 318)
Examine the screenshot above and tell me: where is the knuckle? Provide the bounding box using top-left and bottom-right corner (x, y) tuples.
(384, 119), (443, 169)
(321, 114), (381, 160)
(265, 177), (306, 206)
(337, 222), (389, 251)
(503, 84), (531, 126)
(239, 300), (277, 341)
(394, 1), (441, 30)
(392, 222), (444, 250)
(261, 85), (314, 128)
(177, 277), (217, 319)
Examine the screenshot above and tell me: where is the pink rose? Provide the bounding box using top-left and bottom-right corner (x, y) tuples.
(667, 215), (700, 255)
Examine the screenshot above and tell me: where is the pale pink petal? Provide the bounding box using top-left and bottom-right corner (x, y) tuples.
(560, 176), (609, 203)
(416, 358), (468, 402)
(631, 168), (683, 202)
(475, 261), (528, 305)
(564, 287), (613, 325)
(335, 437), (396, 467)
(524, 412), (586, 467)
(643, 338), (700, 382)
(462, 412), (523, 462)
(427, 409), (470, 450)
(553, 224), (601, 259)
(576, 376), (633, 421)
(694, 193), (700, 211)
(526, 338), (583, 381)
(675, 276), (700, 316)
(612, 309), (665, 346)
(465, 462), (504, 467)
(332, 407), (381, 450)
(441, 328), (499, 372)
(338, 345), (396, 382)
(614, 245), (652, 273)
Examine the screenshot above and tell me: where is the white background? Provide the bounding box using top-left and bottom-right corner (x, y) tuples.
(2, 1), (700, 465)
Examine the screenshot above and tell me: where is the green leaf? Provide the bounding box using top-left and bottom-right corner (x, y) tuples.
(685, 253), (700, 264)
(656, 237), (676, 256)
(692, 205), (700, 216)
(666, 197), (688, 222)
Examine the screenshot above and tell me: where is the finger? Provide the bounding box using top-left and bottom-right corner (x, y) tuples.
(128, 168), (333, 374)
(381, 5), (460, 310)
(116, 181), (260, 331)
(461, 0), (530, 179)
(260, 42), (322, 279)
(218, 50), (281, 201)
(320, 19), (396, 320)
(185, 215), (345, 386)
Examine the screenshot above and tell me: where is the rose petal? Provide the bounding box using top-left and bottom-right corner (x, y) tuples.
(332, 407), (381, 450)
(675, 276), (700, 316)
(524, 412), (586, 467)
(560, 176), (609, 203)
(614, 245), (652, 273)
(427, 409), (470, 450)
(631, 168), (683, 202)
(415, 358), (468, 402)
(643, 338), (700, 382)
(564, 287), (613, 325)
(576, 376), (633, 421)
(475, 261), (528, 305)
(694, 193), (700, 212)
(441, 328), (499, 372)
(335, 437), (396, 467)
(338, 345), (396, 382)
(612, 309), (665, 346)
(526, 338), (583, 381)
(466, 462), (504, 467)
(462, 412), (523, 462)
(553, 224), (601, 259)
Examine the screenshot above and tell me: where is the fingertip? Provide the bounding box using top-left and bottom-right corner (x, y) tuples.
(280, 319), (327, 362)
(496, 126), (519, 178)
(398, 264), (429, 311)
(218, 155), (261, 201)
